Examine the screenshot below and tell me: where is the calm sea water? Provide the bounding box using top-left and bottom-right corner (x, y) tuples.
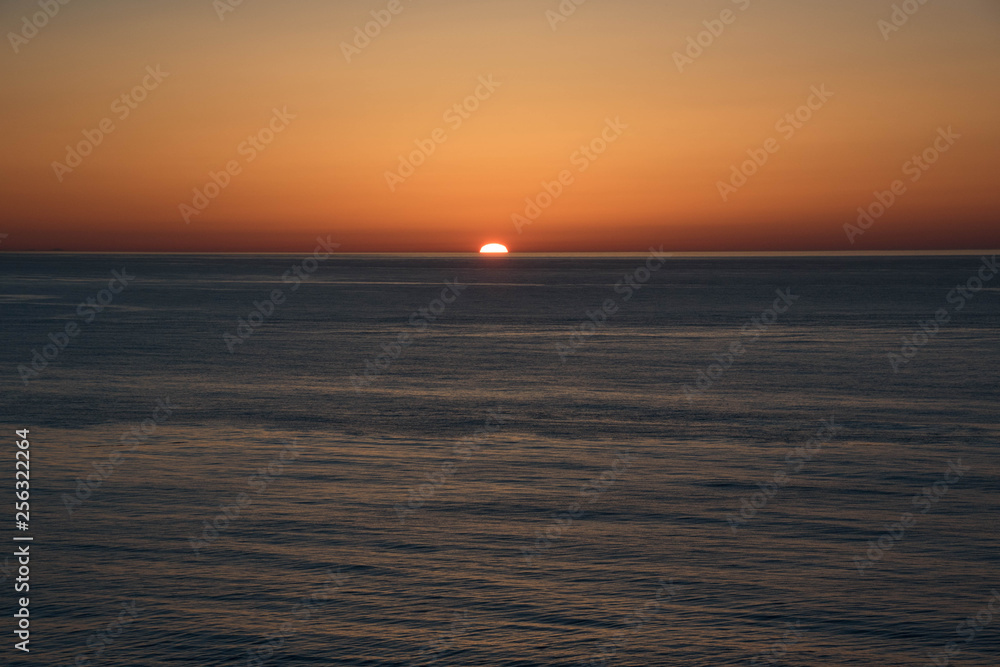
(1, 253), (998, 666)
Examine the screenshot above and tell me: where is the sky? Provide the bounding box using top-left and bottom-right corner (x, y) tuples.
(1, 0), (998, 253)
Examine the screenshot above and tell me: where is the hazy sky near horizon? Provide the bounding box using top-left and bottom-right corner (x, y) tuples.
(1, 0), (998, 252)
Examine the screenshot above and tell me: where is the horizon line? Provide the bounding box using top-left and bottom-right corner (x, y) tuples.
(1, 249), (998, 257)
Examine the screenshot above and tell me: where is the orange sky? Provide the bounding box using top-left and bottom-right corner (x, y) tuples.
(1, 0), (998, 252)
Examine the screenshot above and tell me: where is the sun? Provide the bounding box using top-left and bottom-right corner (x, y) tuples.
(479, 243), (509, 254)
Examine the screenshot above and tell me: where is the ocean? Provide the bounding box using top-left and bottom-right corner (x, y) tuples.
(1, 253), (998, 666)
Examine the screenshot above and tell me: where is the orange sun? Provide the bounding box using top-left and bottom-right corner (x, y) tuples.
(479, 243), (509, 254)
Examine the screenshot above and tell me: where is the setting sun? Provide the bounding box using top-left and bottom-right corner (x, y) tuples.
(480, 244), (509, 254)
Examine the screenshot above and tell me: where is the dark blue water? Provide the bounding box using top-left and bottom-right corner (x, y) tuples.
(1, 253), (998, 666)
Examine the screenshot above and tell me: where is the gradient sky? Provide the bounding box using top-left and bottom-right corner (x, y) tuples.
(1, 0), (998, 252)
